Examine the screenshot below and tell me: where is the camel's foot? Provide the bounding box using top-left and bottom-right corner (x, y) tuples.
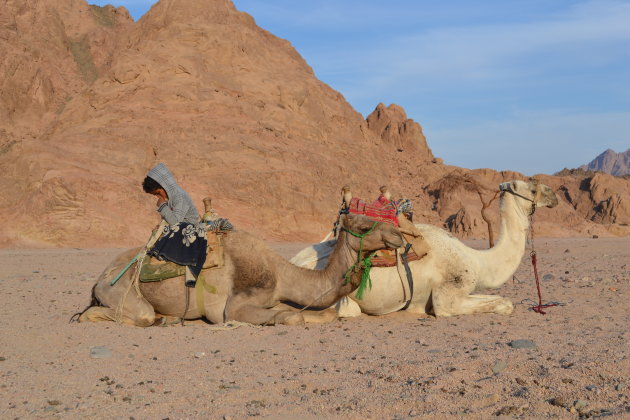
(493, 298), (514, 314)
(152, 315), (183, 326)
(272, 311), (305, 326)
(301, 308), (337, 324)
(433, 293), (514, 317)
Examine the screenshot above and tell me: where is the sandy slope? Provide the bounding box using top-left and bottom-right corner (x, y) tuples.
(0, 238), (628, 419)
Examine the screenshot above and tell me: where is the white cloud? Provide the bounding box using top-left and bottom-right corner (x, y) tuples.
(320, 0), (630, 99)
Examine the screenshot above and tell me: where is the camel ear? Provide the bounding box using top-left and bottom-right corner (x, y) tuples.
(498, 182), (512, 193)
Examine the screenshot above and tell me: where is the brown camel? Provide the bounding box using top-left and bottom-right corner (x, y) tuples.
(77, 213), (403, 326)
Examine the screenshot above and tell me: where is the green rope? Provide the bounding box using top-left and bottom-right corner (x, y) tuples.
(342, 222), (379, 300)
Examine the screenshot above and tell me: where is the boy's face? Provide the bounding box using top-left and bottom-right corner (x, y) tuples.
(149, 188), (168, 200)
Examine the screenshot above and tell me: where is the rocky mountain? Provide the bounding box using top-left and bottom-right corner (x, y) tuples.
(578, 149), (630, 176)
(0, 0), (628, 247)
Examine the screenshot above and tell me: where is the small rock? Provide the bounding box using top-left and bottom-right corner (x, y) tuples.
(47, 400), (61, 406)
(515, 378), (527, 386)
(549, 397), (570, 408)
(0, 356), (5, 361)
(194, 352), (206, 358)
(496, 406), (519, 415)
(492, 360), (508, 374)
(508, 339), (536, 349)
(615, 383), (627, 391)
(585, 384), (597, 391)
(542, 274), (554, 281)
(480, 393), (501, 407)
(90, 346), (112, 359)
(574, 400), (588, 410)
(319, 338), (329, 344)
(564, 249), (570, 253)
(592, 235), (599, 239)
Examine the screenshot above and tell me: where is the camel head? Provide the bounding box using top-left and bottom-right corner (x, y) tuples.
(499, 180), (558, 210)
(339, 213), (403, 252)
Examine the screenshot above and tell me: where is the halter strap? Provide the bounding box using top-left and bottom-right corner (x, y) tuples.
(341, 221), (380, 299)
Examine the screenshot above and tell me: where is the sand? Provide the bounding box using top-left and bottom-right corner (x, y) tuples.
(0, 237), (628, 419)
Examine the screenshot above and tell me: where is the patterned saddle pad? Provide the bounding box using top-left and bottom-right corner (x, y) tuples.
(347, 196), (399, 226)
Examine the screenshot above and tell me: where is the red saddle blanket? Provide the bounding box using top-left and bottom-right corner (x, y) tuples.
(348, 195), (399, 226)
(371, 248), (424, 267)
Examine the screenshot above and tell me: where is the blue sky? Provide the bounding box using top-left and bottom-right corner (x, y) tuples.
(90, 0), (630, 175)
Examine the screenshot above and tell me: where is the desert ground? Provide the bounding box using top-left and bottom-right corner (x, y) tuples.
(0, 237), (628, 419)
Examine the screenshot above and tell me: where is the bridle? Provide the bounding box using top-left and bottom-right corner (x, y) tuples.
(499, 182), (539, 216)
(500, 182), (559, 314)
(341, 221), (380, 299)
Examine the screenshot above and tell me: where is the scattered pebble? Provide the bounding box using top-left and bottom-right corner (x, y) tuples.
(90, 346), (112, 359)
(508, 339), (536, 349)
(194, 352), (206, 358)
(542, 274), (555, 281)
(492, 360), (507, 374)
(575, 400), (588, 410)
(549, 396), (570, 408)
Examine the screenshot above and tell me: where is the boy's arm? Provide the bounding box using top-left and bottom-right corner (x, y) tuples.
(157, 194), (188, 225)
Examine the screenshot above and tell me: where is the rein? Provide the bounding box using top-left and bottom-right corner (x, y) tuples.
(526, 207), (559, 315)
(342, 221), (379, 299)
(502, 186), (559, 314)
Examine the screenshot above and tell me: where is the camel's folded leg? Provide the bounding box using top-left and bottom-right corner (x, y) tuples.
(432, 289), (514, 317)
(79, 283), (157, 327)
(272, 303), (338, 324)
(78, 305), (156, 327)
(227, 304), (305, 326)
(225, 294), (304, 325)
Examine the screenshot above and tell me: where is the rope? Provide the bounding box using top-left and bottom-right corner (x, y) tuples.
(112, 221), (167, 324)
(526, 203), (560, 315)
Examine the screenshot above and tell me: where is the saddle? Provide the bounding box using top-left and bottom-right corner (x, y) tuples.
(346, 192), (430, 266)
(371, 247), (424, 267)
(140, 197), (233, 283)
(140, 229), (229, 283)
(347, 196), (399, 226)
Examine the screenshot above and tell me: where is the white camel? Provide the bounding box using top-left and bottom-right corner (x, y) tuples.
(291, 180), (558, 317)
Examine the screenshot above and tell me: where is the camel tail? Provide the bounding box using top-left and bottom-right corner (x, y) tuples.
(69, 283), (101, 323)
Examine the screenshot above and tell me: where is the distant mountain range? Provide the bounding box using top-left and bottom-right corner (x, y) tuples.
(579, 149), (630, 176)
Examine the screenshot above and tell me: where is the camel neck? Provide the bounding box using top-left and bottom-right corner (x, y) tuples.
(477, 194), (530, 289)
(276, 232), (358, 307)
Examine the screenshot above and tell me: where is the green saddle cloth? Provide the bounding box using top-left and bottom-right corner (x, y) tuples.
(139, 258), (186, 282)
